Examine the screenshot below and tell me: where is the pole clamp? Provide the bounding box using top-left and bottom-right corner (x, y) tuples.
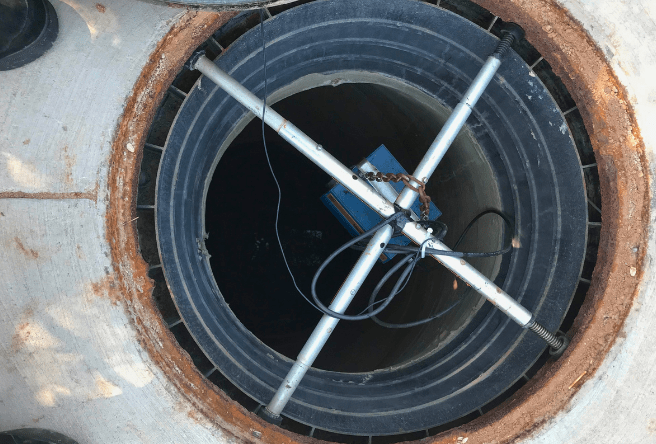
(257, 407), (282, 425)
(185, 49), (206, 71)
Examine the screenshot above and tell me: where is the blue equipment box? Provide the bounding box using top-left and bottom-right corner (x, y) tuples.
(321, 145), (441, 263)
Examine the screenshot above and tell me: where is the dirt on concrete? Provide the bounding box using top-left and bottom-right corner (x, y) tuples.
(14, 237), (39, 259)
(0, 190), (98, 201)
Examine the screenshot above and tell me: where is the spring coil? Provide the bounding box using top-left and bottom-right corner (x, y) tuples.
(492, 32), (516, 59)
(528, 321), (564, 350)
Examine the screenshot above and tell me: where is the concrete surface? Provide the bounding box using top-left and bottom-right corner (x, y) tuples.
(0, 0), (655, 443)
(0, 1), (233, 443)
(525, 1), (656, 442)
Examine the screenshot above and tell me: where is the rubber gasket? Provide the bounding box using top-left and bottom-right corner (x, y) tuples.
(0, 428), (79, 444)
(155, 0), (587, 435)
(0, 0), (58, 71)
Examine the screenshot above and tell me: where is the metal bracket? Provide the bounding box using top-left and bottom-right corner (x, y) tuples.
(185, 49), (206, 71)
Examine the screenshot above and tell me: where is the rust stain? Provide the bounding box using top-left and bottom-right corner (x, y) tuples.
(95, 3), (106, 13)
(276, 119), (288, 133)
(14, 237), (39, 259)
(22, 139), (30, 145)
(11, 307), (35, 352)
(89, 275), (121, 306)
(0, 183), (99, 202)
(76, 244), (85, 260)
(12, 322), (31, 352)
(104, 1), (649, 444)
(62, 145), (76, 186)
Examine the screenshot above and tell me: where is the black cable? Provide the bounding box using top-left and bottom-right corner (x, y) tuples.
(368, 292), (461, 329)
(453, 209), (512, 250)
(366, 210), (513, 328)
(360, 239), (459, 329)
(356, 254), (417, 316)
(365, 242), (460, 329)
(310, 213), (413, 321)
(361, 243), (510, 258)
(356, 251), (420, 316)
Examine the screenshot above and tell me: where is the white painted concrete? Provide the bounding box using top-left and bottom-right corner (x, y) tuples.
(0, 1), (235, 443)
(0, 0), (655, 443)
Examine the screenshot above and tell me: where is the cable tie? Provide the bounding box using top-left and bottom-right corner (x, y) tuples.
(420, 240), (429, 259)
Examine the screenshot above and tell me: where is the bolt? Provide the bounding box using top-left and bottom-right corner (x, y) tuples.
(352, 174), (358, 180)
(422, 177), (428, 183)
(380, 242), (386, 248)
(316, 144), (323, 151)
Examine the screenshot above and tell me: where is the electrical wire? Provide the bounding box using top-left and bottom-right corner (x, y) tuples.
(366, 209), (512, 328)
(308, 213), (417, 322)
(310, 207), (512, 323)
(311, 209), (513, 325)
(258, 10), (321, 311)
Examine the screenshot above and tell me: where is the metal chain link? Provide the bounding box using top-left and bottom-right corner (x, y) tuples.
(362, 172), (432, 220)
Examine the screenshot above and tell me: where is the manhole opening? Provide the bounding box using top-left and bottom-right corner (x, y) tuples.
(136, 0), (601, 441)
(206, 81), (502, 373)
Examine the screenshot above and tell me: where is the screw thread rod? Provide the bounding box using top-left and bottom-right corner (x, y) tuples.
(528, 321), (564, 349)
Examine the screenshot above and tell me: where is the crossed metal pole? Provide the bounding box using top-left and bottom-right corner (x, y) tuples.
(187, 23), (568, 424)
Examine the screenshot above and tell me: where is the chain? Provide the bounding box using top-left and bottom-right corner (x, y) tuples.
(362, 172), (432, 220)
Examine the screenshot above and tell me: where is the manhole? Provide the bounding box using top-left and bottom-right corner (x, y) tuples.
(135, 0), (601, 441)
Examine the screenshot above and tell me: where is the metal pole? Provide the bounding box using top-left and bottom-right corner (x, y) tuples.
(265, 225), (394, 417)
(395, 55), (501, 209)
(401, 223), (533, 324)
(261, 53), (505, 417)
(192, 55), (396, 219)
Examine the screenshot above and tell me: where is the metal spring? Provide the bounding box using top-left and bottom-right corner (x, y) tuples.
(528, 321), (564, 350)
(492, 33), (516, 59)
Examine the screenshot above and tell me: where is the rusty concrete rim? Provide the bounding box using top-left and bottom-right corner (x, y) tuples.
(106, 2), (649, 443)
